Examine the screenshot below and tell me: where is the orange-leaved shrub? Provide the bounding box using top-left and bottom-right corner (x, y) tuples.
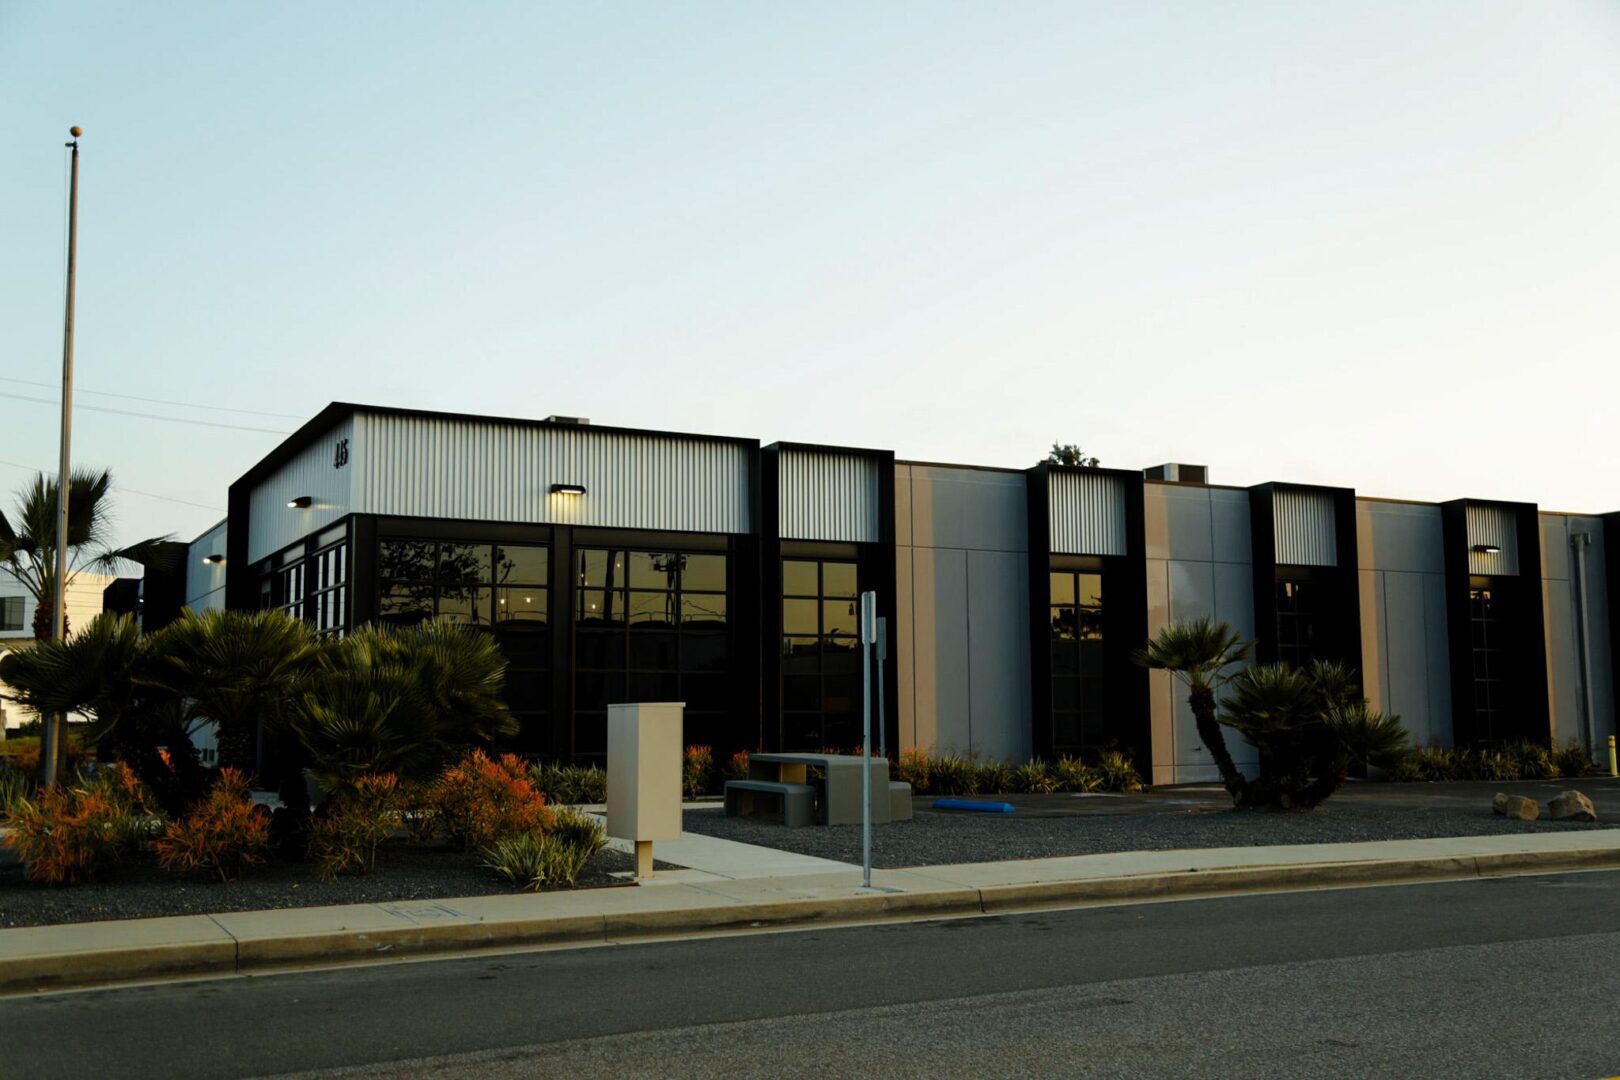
(308, 773), (403, 878)
(429, 750), (553, 849)
(723, 749), (750, 782)
(4, 782), (136, 885)
(154, 768), (271, 882)
(682, 745), (714, 799)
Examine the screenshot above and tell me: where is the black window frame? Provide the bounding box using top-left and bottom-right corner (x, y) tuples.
(779, 556), (862, 751)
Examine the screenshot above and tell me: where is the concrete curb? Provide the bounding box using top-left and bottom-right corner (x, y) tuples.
(7, 844), (1620, 995)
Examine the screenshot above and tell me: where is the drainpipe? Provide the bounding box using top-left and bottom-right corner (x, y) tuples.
(1570, 532), (1597, 753)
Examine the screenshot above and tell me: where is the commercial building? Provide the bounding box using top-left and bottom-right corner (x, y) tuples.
(163, 402), (1616, 783)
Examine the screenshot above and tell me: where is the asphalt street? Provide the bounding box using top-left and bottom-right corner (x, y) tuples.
(9, 871), (1620, 1079)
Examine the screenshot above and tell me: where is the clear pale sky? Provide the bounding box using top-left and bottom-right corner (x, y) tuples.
(3, 2), (1618, 549)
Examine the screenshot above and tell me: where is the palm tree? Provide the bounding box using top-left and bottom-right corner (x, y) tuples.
(1134, 617), (1254, 802)
(0, 613), (210, 815)
(145, 609), (323, 772)
(0, 469), (173, 640)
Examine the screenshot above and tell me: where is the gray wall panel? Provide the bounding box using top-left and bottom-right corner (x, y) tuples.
(893, 464), (913, 548)
(185, 519), (229, 610)
(248, 416), (355, 563)
(1210, 489), (1252, 563)
(1357, 501), (1444, 574)
(911, 547), (971, 753)
(966, 550), (1033, 762)
(907, 466), (1027, 552)
(778, 449), (881, 543)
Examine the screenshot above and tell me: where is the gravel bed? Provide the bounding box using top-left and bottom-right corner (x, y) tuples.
(0, 845), (643, 930)
(682, 802), (1620, 869)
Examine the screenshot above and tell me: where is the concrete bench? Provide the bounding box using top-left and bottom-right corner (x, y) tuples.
(724, 780), (815, 828)
(889, 781), (914, 822)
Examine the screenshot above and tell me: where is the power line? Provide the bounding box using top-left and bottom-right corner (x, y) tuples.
(0, 459), (225, 512)
(0, 390), (291, 435)
(0, 374), (306, 420)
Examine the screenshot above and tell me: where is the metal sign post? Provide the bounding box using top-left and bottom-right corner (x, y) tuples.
(876, 616), (887, 763)
(859, 591), (877, 889)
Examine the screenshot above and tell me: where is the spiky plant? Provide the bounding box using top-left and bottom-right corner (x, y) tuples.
(1134, 617), (1254, 802)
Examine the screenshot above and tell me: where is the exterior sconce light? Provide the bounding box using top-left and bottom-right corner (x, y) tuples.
(550, 483), (587, 496)
(1472, 544), (1502, 555)
(287, 496), (313, 509)
(203, 553), (225, 565)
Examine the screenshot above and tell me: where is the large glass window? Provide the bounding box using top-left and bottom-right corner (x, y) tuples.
(781, 559), (861, 750)
(1049, 569), (1105, 754)
(0, 596), (22, 632)
(376, 538), (551, 749)
(311, 542), (348, 636)
(573, 549), (728, 757)
(1275, 577), (1323, 669)
(1469, 581), (1504, 744)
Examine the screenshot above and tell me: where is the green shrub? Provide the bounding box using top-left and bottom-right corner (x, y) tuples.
(550, 806), (608, 860)
(723, 750), (751, 782)
(480, 831), (596, 890)
(530, 762), (607, 805)
(1051, 756), (1100, 793)
(0, 764), (29, 815)
(1553, 739), (1598, 779)
(1095, 750), (1144, 792)
(683, 745), (715, 800)
(929, 755), (981, 795)
(976, 761), (1016, 794)
(1505, 741), (1559, 780)
(1011, 759), (1059, 794)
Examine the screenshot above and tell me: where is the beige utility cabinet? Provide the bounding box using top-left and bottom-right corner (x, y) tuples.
(606, 701), (684, 879)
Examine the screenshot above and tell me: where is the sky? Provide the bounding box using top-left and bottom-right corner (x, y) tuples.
(2, 1), (1619, 550)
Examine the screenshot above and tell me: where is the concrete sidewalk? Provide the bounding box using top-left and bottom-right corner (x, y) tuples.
(5, 828), (1620, 996)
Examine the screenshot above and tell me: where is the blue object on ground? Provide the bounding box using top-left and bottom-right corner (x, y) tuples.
(932, 798), (1015, 813)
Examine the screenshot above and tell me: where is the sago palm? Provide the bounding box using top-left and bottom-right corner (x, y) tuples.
(1133, 616), (1254, 801)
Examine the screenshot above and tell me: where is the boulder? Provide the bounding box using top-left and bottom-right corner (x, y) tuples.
(1496, 794), (1539, 821)
(1547, 790), (1598, 822)
(1492, 792), (1511, 815)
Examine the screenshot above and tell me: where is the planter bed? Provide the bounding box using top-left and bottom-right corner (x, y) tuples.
(683, 787), (1620, 869)
(0, 845), (649, 930)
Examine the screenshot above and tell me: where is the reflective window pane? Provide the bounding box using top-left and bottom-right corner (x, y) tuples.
(628, 551), (680, 590)
(578, 549), (624, 589)
(681, 592), (727, 627)
(783, 598), (819, 637)
(1078, 573), (1103, 608)
(495, 587), (547, 626)
(822, 598), (859, 637)
(628, 590), (676, 626)
(436, 586), (489, 625)
(378, 583), (433, 624)
(628, 631), (678, 671)
(781, 636), (819, 673)
(1049, 572), (1075, 605)
(494, 545), (548, 586)
(379, 540), (437, 581)
(822, 562), (857, 599)
(783, 560), (819, 596)
(437, 542), (492, 585)
(681, 630), (728, 672)
(682, 554), (726, 593)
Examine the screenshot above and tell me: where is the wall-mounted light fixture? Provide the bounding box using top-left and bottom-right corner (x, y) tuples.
(287, 496), (313, 509)
(203, 553), (225, 565)
(550, 483), (587, 496)
(1472, 544), (1502, 555)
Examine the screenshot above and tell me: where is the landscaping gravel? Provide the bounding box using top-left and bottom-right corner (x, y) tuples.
(682, 798), (1620, 869)
(0, 845), (645, 930)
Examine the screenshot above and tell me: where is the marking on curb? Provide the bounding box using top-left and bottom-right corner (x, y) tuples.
(377, 902), (468, 924)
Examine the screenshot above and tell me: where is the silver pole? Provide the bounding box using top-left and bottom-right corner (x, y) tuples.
(44, 127), (82, 788)
(876, 616), (887, 762)
(860, 591), (875, 889)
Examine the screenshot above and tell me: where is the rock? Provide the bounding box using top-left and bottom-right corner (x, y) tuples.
(1496, 794), (1539, 821)
(1547, 790), (1598, 822)
(1492, 792), (1511, 815)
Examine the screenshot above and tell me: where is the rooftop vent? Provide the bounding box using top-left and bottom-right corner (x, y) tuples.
(1144, 463), (1209, 484)
(544, 415), (589, 426)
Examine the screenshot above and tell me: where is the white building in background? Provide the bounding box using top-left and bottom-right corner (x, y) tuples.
(0, 569), (118, 732)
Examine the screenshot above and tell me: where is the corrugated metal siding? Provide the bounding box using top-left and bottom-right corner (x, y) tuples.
(1048, 472), (1128, 556)
(1273, 489), (1338, 567)
(353, 413), (751, 534)
(1467, 503), (1519, 575)
(779, 450), (880, 542)
(186, 519), (229, 609)
(247, 417), (356, 563)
